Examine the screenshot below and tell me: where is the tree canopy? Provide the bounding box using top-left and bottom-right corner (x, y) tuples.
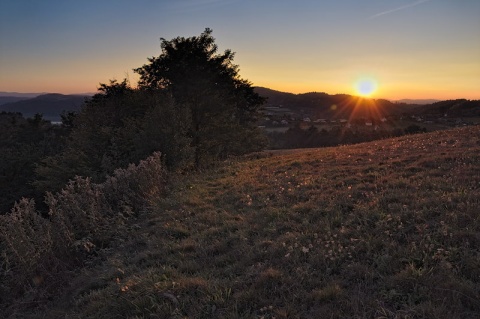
(135, 28), (266, 166)
(34, 29), (267, 193)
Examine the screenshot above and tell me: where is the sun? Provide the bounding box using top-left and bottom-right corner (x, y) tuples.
(354, 77), (378, 97)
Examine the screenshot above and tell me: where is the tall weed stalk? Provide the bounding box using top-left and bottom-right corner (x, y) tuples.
(0, 152), (166, 312)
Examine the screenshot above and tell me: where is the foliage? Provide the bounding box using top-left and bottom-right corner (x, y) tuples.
(135, 28), (267, 166)
(0, 152), (166, 315)
(34, 82), (189, 193)
(0, 112), (66, 213)
(35, 29), (266, 193)
(133, 90), (193, 169)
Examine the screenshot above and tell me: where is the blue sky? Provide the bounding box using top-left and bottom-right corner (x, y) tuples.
(1, 0), (479, 99)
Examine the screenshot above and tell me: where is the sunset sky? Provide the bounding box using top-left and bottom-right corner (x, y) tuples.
(1, 0), (479, 100)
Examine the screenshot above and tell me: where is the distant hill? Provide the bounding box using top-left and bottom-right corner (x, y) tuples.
(255, 87), (480, 120)
(413, 99), (480, 117)
(0, 92), (44, 98)
(0, 96), (32, 106)
(0, 93), (90, 122)
(254, 87), (417, 120)
(2, 89), (478, 123)
(0, 92), (45, 106)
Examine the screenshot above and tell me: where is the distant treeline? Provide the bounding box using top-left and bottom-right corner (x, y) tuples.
(267, 124), (427, 150)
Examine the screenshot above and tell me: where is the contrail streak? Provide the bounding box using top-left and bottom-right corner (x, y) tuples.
(370, 0), (431, 19)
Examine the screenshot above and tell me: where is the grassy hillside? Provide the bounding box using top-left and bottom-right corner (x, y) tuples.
(12, 126), (480, 318)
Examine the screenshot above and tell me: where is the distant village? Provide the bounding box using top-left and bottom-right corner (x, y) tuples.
(259, 104), (477, 133)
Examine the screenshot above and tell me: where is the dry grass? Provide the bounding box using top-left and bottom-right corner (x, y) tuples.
(0, 152), (167, 317)
(10, 126), (480, 318)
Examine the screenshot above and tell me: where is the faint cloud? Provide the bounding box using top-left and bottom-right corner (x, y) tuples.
(369, 0), (431, 19)
(177, 0), (237, 9)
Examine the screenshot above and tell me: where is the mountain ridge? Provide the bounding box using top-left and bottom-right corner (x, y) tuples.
(1, 88), (479, 122)
(0, 93), (90, 121)
(254, 86), (480, 120)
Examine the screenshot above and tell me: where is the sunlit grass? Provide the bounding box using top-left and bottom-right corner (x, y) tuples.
(16, 126), (480, 318)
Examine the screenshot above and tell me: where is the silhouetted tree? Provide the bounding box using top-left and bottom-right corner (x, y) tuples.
(135, 28), (266, 166)
(35, 29), (268, 193)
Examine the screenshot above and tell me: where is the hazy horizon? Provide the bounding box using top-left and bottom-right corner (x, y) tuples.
(1, 0), (479, 100)
(0, 88), (450, 104)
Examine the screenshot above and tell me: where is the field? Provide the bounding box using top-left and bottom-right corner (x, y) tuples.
(264, 117), (480, 135)
(16, 126), (480, 318)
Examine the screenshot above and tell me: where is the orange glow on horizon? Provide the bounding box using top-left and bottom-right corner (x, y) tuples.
(254, 81), (480, 101)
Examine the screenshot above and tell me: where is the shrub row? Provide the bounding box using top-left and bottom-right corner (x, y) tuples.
(0, 152), (166, 312)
